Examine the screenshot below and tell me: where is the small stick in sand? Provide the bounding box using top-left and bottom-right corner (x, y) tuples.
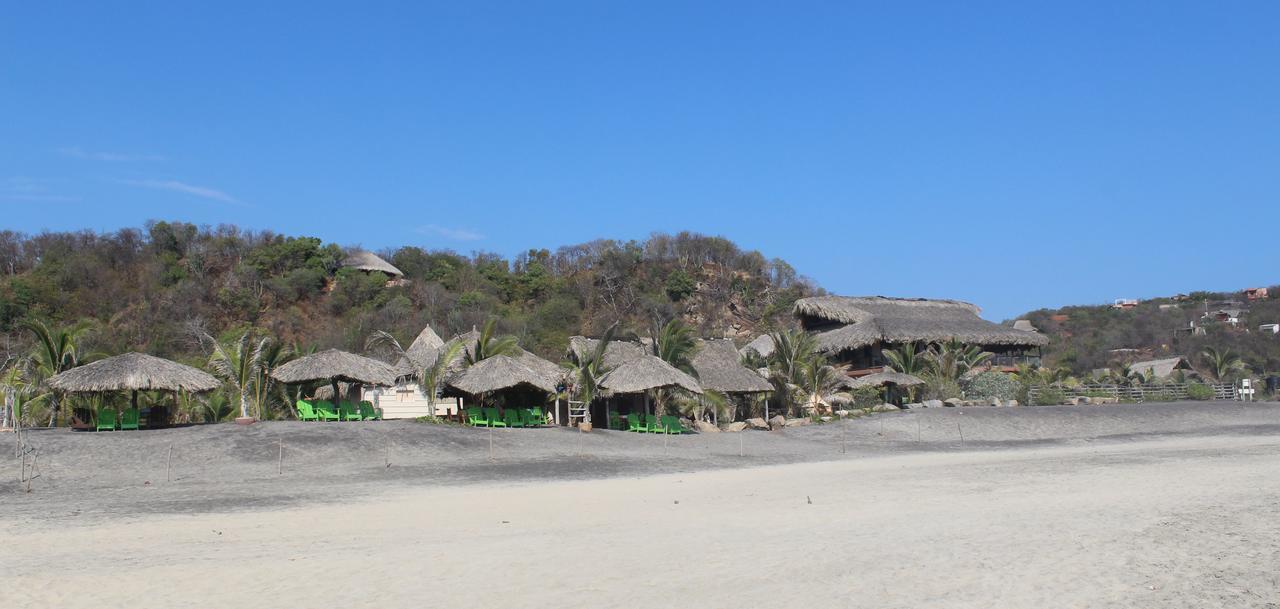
(385, 443), (390, 468)
(278, 438), (283, 475)
(739, 431), (744, 457)
(916, 419), (921, 442)
(841, 421), (847, 454)
(957, 421), (965, 444)
(166, 443), (173, 482)
(489, 425), (495, 461)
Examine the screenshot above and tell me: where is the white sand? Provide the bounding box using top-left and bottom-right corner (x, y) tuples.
(5, 434), (1279, 608)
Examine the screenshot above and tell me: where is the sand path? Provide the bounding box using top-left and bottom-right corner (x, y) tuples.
(5, 434), (1279, 608)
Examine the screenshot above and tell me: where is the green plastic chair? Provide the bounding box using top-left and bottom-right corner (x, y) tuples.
(119, 408), (140, 431)
(644, 415), (665, 433)
(662, 415), (685, 434)
(314, 400), (340, 422)
(296, 400), (320, 421)
(485, 408), (507, 428)
(527, 407), (545, 427)
(608, 412), (623, 430)
(626, 414), (645, 432)
(358, 401), (381, 421)
(466, 407), (487, 427)
(338, 401), (362, 421)
(505, 409), (525, 428)
(96, 407), (117, 431)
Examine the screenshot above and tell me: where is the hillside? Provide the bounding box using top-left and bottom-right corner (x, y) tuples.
(0, 222), (817, 364)
(1018, 289), (1280, 376)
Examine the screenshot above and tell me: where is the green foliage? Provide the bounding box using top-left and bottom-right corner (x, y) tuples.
(1033, 386), (1066, 406)
(1186, 382), (1213, 400)
(848, 386), (882, 409)
(664, 269), (696, 301)
(964, 370), (1020, 401)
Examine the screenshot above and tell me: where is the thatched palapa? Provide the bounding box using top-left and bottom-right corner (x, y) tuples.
(566, 336), (648, 368)
(341, 251), (404, 277)
(691, 339), (772, 394)
(47, 352), (220, 393)
(794, 295), (1049, 353)
(270, 349), (397, 387)
(845, 370), (925, 389)
(599, 356), (703, 395)
(447, 355), (557, 395)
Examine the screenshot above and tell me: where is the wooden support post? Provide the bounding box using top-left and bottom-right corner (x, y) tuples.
(166, 443), (173, 482)
(278, 438), (284, 475)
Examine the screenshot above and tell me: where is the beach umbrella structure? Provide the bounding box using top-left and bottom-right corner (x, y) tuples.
(446, 354), (557, 396)
(269, 349), (397, 403)
(46, 352), (221, 425)
(844, 370), (926, 389)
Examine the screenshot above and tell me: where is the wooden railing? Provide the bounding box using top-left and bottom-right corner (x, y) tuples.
(1029, 383), (1236, 403)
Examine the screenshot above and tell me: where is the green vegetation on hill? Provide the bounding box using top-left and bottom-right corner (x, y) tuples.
(0, 222), (817, 364)
(1018, 290), (1280, 377)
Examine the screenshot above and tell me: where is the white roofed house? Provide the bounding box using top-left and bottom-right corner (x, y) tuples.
(752, 295), (1049, 377)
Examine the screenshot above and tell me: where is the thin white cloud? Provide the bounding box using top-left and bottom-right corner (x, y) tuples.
(117, 179), (240, 204)
(416, 224), (485, 241)
(0, 194), (80, 202)
(60, 146), (165, 162)
(1, 177), (79, 202)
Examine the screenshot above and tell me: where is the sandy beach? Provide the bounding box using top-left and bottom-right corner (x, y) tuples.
(5, 402), (1280, 608)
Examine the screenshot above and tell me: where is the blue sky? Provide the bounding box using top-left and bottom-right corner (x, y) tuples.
(3, 2), (1278, 321)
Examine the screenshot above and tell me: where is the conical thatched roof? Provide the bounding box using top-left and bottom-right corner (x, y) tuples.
(270, 349), (397, 386)
(692, 339), (773, 394)
(341, 251), (404, 277)
(600, 356), (703, 395)
(404, 325), (445, 369)
(447, 354), (556, 395)
(566, 336), (648, 368)
(795, 296), (1049, 353)
(47, 353), (220, 393)
(845, 370), (926, 389)
(740, 334), (776, 359)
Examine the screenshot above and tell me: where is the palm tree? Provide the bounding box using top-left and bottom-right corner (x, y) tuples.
(420, 341), (465, 410)
(1200, 347), (1244, 382)
(0, 359), (32, 429)
(566, 324), (617, 420)
(882, 343), (928, 376)
(207, 332), (266, 420)
(251, 338), (294, 419)
(926, 339), (992, 381)
(20, 318), (93, 426)
(652, 318), (699, 375)
(764, 329), (824, 417)
(793, 357), (850, 415)
(466, 318), (519, 364)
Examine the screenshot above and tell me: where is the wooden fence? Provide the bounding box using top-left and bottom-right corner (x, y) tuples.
(1028, 383), (1237, 403)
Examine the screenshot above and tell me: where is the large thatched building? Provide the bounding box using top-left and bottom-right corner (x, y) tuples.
(749, 295), (1048, 376)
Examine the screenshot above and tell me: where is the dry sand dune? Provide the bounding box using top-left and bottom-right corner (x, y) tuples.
(4, 402), (1280, 608)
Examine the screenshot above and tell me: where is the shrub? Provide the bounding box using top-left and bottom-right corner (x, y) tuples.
(848, 386), (881, 409)
(923, 377), (962, 401)
(964, 371), (1019, 401)
(1033, 386), (1066, 406)
(1186, 382), (1213, 401)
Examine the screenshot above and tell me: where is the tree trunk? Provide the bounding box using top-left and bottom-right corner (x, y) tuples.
(46, 394), (59, 428)
(239, 389), (250, 419)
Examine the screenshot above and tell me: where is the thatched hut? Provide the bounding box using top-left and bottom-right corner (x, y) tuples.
(341, 251), (404, 277)
(46, 352), (221, 427)
(691, 339), (774, 421)
(784, 295), (1048, 374)
(567, 335), (704, 425)
(447, 354), (556, 396)
(270, 349), (396, 405)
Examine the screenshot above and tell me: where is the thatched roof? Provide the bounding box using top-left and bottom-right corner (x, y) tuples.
(270, 349), (397, 386)
(794, 296), (1049, 352)
(341, 251), (404, 277)
(740, 334), (776, 359)
(845, 370), (925, 389)
(404, 325), (445, 368)
(447, 354), (556, 395)
(566, 336), (648, 368)
(1127, 357), (1192, 379)
(46, 353), (220, 393)
(599, 356), (703, 395)
(692, 339), (772, 394)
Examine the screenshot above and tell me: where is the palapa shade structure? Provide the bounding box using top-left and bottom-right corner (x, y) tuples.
(270, 349), (397, 403)
(845, 370), (926, 389)
(46, 352), (221, 415)
(691, 339), (773, 394)
(341, 251), (404, 277)
(599, 356), (703, 395)
(447, 354), (557, 395)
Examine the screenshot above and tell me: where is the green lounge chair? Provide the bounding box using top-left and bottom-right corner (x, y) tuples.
(96, 408), (117, 431)
(120, 407), (140, 431)
(358, 401), (381, 421)
(340, 402), (363, 421)
(644, 415), (665, 433)
(485, 408), (507, 428)
(466, 407), (487, 427)
(662, 415), (685, 434)
(314, 400), (340, 422)
(505, 409), (524, 428)
(626, 414), (645, 432)
(527, 407), (545, 427)
(608, 412), (624, 430)
(296, 400), (320, 421)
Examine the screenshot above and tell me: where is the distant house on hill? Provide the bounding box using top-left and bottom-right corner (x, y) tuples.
(1260, 323), (1280, 335)
(1244, 287), (1269, 301)
(1112, 298), (1139, 309)
(743, 296), (1049, 376)
(342, 251), (404, 279)
(1205, 308), (1245, 326)
(1127, 357), (1193, 380)
(1050, 314), (1070, 323)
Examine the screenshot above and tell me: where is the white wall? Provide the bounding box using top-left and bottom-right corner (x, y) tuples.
(362, 383), (458, 419)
